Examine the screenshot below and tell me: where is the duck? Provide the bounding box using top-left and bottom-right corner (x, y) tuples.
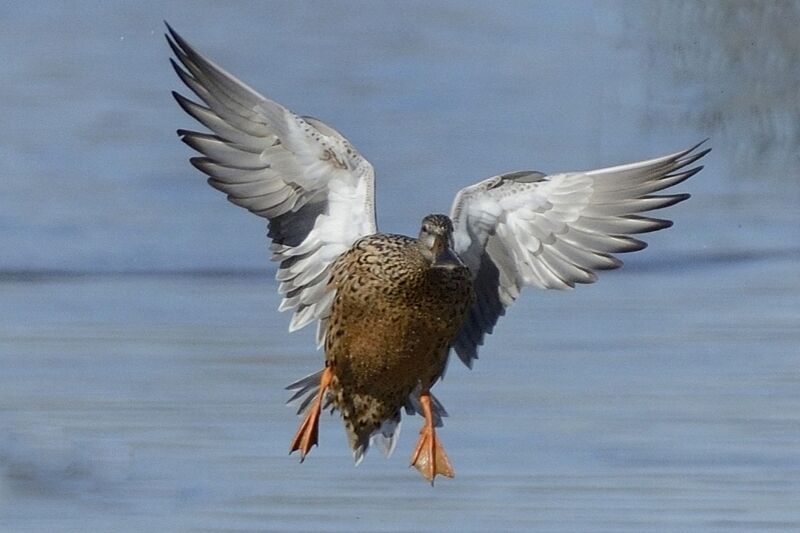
(166, 24), (709, 483)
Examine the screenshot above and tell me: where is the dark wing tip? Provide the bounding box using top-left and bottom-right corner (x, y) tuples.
(171, 90), (200, 120)
(670, 192), (692, 205)
(168, 57), (190, 82)
(673, 165), (704, 184)
(688, 138), (711, 153)
(164, 21), (184, 49)
(179, 131), (220, 153)
(694, 147), (712, 159)
(164, 23), (200, 70)
(164, 22), (181, 55)
(625, 237), (648, 252)
(170, 89), (187, 107)
(190, 157), (211, 173)
(638, 217), (673, 233)
(642, 193), (691, 212)
(681, 150), (711, 170)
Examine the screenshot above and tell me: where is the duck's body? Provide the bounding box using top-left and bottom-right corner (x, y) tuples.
(289, 216), (474, 479)
(325, 231), (473, 459)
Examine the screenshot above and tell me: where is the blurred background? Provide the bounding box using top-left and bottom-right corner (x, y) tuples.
(1, 1), (798, 531)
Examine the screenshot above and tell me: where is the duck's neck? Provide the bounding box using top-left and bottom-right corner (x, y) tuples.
(418, 236), (461, 270)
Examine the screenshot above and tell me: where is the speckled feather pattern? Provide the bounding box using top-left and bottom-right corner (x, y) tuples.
(324, 233), (473, 455)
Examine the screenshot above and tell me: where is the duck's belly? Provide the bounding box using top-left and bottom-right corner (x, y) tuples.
(326, 263), (473, 415)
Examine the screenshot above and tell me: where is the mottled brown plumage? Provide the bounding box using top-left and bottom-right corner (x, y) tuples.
(288, 214), (473, 482)
(326, 229), (473, 456)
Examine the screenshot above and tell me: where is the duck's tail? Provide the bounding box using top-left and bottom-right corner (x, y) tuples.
(286, 369), (330, 415)
(287, 372), (448, 465)
(349, 388), (449, 466)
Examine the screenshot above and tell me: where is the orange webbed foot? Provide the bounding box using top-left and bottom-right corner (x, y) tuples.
(409, 390), (454, 484)
(289, 366), (333, 462)
(289, 405), (321, 461)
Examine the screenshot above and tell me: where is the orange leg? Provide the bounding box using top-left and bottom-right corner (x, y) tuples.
(289, 366), (333, 462)
(409, 390), (454, 484)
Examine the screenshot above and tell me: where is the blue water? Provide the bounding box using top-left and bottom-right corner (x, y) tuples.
(1, 2), (799, 532)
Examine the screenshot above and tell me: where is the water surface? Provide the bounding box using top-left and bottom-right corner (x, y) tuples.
(1, 2), (799, 532)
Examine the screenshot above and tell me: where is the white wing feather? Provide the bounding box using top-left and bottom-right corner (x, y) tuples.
(167, 26), (376, 339)
(450, 142), (709, 367)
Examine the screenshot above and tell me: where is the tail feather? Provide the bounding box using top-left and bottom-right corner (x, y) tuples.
(286, 369), (324, 415)
(371, 412), (402, 458)
(287, 372), (448, 464)
(404, 388), (448, 428)
(351, 410), (402, 465)
(351, 389), (449, 465)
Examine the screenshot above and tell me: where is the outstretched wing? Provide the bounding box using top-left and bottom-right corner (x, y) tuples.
(450, 142), (709, 367)
(167, 25), (377, 340)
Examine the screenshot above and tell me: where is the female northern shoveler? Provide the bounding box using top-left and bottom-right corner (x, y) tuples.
(167, 24), (709, 483)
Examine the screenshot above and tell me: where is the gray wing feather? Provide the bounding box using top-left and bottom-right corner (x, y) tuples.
(450, 142), (710, 367)
(167, 25), (377, 337)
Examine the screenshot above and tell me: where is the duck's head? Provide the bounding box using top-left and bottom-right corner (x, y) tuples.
(418, 214), (462, 269)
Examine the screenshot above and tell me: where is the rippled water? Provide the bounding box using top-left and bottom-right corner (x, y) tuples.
(2, 2), (799, 532)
